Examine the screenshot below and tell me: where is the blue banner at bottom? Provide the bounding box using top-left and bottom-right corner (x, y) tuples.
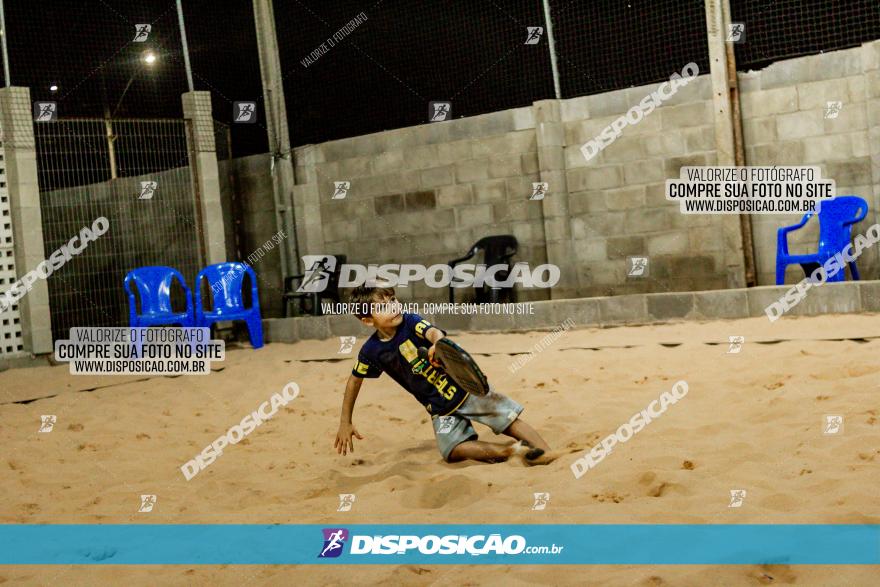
(1, 525), (878, 565)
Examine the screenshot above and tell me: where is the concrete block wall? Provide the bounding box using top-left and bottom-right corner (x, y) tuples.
(741, 42), (880, 285)
(219, 153), (284, 317)
(221, 40), (880, 310)
(292, 107), (550, 304)
(561, 75), (725, 296)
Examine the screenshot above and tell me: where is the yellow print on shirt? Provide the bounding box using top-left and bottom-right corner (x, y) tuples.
(414, 320), (431, 338)
(399, 339), (456, 400)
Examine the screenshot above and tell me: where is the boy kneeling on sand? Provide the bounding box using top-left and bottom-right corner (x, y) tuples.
(334, 284), (551, 464)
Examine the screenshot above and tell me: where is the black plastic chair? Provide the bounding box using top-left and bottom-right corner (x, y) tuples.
(283, 255), (347, 317)
(448, 236), (518, 303)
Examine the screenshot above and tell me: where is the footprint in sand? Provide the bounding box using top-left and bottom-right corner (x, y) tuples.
(591, 492), (625, 503)
(639, 472), (657, 485)
(751, 563), (797, 584)
(68, 423), (84, 431)
(646, 482), (680, 498)
(403, 475), (489, 509)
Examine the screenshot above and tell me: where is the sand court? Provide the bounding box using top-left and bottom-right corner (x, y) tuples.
(1, 313), (878, 584)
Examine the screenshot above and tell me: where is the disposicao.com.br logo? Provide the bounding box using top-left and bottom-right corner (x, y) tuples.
(297, 255), (560, 292)
(317, 528), (563, 558)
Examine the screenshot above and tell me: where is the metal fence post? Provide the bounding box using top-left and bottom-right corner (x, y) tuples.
(253, 0), (300, 278)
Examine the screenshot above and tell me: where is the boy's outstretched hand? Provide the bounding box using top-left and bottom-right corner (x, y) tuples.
(335, 422), (364, 455)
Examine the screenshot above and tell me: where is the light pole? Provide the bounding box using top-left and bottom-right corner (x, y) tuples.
(105, 50), (157, 179)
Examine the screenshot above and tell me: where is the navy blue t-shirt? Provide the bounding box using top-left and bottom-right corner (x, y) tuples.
(351, 313), (469, 416)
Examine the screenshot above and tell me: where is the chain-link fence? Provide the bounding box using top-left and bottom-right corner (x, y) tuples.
(35, 118), (203, 342)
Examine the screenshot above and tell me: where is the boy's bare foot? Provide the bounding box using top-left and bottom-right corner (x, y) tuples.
(510, 440), (547, 465)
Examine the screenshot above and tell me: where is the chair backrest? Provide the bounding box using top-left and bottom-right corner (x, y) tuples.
(470, 235), (518, 265)
(124, 266), (189, 315)
(199, 262), (258, 310)
(817, 196), (868, 256)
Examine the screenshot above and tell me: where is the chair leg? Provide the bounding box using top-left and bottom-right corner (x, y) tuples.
(775, 263), (787, 286)
(849, 262), (860, 281)
(246, 316), (264, 349)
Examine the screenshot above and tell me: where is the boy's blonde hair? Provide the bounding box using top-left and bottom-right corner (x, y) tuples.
(348, 284), (396, 319)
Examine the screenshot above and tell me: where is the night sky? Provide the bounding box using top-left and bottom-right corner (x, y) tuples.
(9, 1), (879, 157)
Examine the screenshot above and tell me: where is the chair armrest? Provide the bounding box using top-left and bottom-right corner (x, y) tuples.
(843, 205), (868, 227)
(447, 253), (473, 267)
(777, 212), (812, 257)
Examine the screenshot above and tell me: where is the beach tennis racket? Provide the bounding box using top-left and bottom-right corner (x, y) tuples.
(418, 337), (489, 396)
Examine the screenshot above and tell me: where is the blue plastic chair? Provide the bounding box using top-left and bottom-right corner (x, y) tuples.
(776, 195), (868, 284)
(195, 262), (263, 349)
(124, 266), (195, 327)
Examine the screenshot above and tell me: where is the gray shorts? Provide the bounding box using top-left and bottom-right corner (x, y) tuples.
(432, 390), (523, 461)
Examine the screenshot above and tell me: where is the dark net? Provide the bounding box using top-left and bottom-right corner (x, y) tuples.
(4, 0), (266, 157)
(730, 0), (880, 70)
(272, 0), (556, 146)
(549, 0), (710, 98)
